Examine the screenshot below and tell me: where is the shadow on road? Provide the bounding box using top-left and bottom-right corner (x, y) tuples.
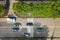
(34, 22), (49, 40)
(21, 28), (27, 33)
(40, 25), (49, 40)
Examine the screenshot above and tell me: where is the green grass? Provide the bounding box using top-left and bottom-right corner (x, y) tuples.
(13, 1), (60, 18)
(16, 37), (48, 40)
(0, 4), (4, 14)
(16, 37), (40, 40)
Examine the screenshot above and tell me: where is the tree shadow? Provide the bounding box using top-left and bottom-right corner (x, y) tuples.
(21, 28), (27, 34)
(40, 25), (49, 40)
(34, 22), (49, 40)
(5, 0), (10, 9)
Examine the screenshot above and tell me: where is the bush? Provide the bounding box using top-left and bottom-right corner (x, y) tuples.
(0, 4), (4, 14)
(13, 1), (60, 18)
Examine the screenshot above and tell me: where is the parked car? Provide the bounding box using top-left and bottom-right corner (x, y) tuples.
(26, 22), (33, 26)
(12, 27), (19, 32)
(36, 27), (44, 32)
(12, 22), (21, 32)
(14, 22), (22, 27)
(7, 17), (16, 23)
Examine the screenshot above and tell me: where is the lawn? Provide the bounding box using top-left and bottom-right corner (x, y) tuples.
(0, 4), (4, 14)
(13, 1), (60, 18)
(16, 37), (41, 40)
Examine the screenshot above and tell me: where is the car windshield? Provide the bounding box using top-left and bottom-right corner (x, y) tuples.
(15, 23), (21, 26)
(12, 27), (19, 32)
(27, 22), (33, 26)
(37, 28), (44, 32)
(13, 28), (19, 30)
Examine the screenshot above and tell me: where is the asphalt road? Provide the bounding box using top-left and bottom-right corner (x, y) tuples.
(0, 26), (23, 37)
(0, 18), (60, 38)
